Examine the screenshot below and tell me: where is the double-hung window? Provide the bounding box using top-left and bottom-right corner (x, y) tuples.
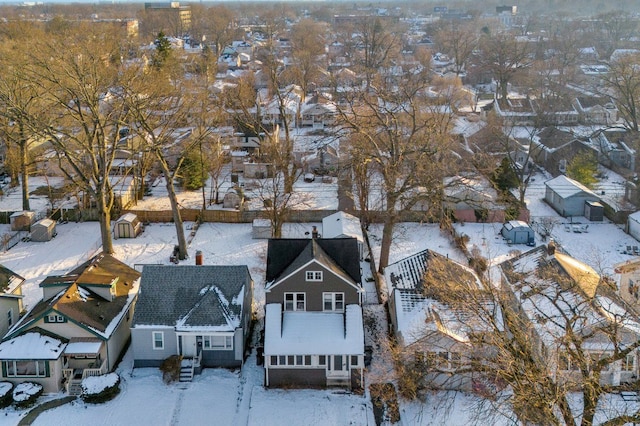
(323, 292), (345, 312)
(284, 293), (306, 311)
(152, 331), (164, 350)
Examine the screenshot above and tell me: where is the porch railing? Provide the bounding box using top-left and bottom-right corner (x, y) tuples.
(82, 359), (108, 379)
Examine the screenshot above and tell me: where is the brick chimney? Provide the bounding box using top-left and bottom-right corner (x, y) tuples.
(311, 226), (319, 239)
(195, 250), (203, 265)
(547, 240), (556, 256)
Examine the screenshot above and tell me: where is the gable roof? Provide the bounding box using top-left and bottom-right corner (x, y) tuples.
(266, 238), (361, 285)
(8, 254), (140, 340)
(0, 265), (25, 294)
(545, 175), (599, 198)
(132, 265), (251, 331)
(384, 249), (480, 294)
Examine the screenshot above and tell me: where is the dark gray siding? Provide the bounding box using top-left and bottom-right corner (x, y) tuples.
(266, 262), (360, 311)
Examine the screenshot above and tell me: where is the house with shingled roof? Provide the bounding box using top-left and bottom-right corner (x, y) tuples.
(384, 249), (494, 391)
(0, 253), (140, 394)
(130, 265), (253, 374)
(0, 265), (25, 338)
(496, 244), (640, 387)
(263, 237), (365, 389)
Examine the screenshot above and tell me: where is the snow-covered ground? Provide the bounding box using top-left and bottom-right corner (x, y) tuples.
(1, 168), (640, 424)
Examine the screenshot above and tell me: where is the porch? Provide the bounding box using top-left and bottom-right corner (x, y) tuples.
(62, 338), (107, 396)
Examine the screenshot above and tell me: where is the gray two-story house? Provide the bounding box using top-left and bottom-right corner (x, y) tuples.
(263, 237), (365, 389)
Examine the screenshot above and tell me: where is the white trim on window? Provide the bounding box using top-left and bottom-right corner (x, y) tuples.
(203, 335), (233, 350)
(305, 271), (323, 282)
(284, 292), (306, 311)
(152, 331), (164, 350)
(323, 292), (345, 312)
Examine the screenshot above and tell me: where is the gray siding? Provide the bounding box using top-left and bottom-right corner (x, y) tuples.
(131, 327), (178, 363)
(202, 345), (239, 367)
(266, 262), (360, 311)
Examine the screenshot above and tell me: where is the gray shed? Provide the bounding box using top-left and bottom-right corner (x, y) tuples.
(113, 213), (143, 239)
(30, 218), (57, 242)
(584, 200), (604, 221)
(223, 189), (242, 209)
(10, 211), (35, 232)
(252, 219), (273, 239)
(501, 220), (535, 245)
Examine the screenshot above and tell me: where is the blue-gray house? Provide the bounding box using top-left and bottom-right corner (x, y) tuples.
(131, 265), (253, 374)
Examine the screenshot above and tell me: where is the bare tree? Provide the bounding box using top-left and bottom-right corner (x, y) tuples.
(337, 66), (457, 271)
(479, 31), (534, 101)
(27, 24), (134, 254)
(407, 245), (640, 425)
(0, 32), (48, 211)
(434, 20), (479, 77)
(601, 52), (640, 132)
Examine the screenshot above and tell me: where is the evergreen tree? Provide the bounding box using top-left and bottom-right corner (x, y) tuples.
(566, 151), (598, 188)
(152, 31), (172, 69)
(492, 157), (519, 192)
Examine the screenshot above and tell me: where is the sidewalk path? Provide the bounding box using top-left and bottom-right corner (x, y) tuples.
(17, 396), (76, 426)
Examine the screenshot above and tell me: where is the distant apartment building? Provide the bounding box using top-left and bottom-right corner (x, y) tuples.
(144, 2), (191, 36)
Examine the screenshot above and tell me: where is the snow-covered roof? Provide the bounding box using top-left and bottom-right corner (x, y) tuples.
(64, 340), (102, 355)
(502, 220), (531, 231)
(264, 303), (364, 355)
(0, 332), (66, 360)
(117, 213), (139, 224)
(322, 211), (363, 243)
(133, 265), (251, 331)
(545, 175), (599, 198)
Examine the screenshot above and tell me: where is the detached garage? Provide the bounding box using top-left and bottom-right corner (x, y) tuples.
(544, 175), (600, 218)
(501, 220), (535, 245)
(30, 218), (57, 242)
(114, 213), (143, 239)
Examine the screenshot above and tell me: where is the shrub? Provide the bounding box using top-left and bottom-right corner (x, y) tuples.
(160, 355), (182, 383)
(81, 373), (120, 404)
(0, 382), (13, 408)
(12, 382), (43, 409)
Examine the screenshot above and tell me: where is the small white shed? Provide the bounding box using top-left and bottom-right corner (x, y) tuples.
(114, 213), (143, 239)
(30, 218), (57, 242)
(322, 211), (365, 259)
(10, 211), (35, 232)
(252, 219), (273, 239)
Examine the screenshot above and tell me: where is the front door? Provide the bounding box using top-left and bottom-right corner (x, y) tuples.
(327, 355), (349, 378)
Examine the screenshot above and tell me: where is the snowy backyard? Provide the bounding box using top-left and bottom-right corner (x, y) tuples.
(0, 168), (639, 424)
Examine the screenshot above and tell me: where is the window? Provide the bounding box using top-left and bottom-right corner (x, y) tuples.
(152, 332), (164, 350)
(623, 354), (636, 372)
(270, 355), (313, 367)
(351, 355), (359, 367)
(284, 293), (306, 311)
(305, 271), (323, 282)
(318, 355), (326, 366)
(45, 314), (66, 323)
(203, 335), (233, 350)
(6, 309), (12, 327)
(4, 360), (47, 377)
(323, 293), (345, 312)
